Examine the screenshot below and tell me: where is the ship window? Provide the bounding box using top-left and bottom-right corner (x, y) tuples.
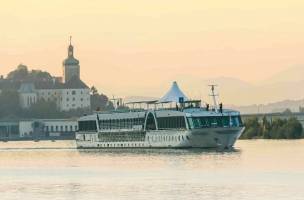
(157, 116), (186, 130)
(79, 120), (97, 132)
(222, 116), (230, 127)
(146, 113), (156, 130)
(187, 115), (242, 129)
(231, 116), (243, 127)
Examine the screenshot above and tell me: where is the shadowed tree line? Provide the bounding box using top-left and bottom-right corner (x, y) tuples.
(241, 116), (303, 139)
(6, 64), (53, 82)
(0, 87), (113, 120)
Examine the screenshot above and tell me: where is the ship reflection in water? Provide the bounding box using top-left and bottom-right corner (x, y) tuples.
(0, 140), (304, 200)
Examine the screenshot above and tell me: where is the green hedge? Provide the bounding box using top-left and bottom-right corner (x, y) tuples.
(241, 116), (303, 139)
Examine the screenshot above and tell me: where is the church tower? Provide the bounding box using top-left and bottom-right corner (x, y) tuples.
(63, 36), (80, 83)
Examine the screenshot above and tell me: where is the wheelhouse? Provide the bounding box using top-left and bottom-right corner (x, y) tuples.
(186, 114), (243, 129)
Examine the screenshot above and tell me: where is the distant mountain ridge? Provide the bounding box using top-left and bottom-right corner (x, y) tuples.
(228, 99), (304, 114)
(123, 65), (304, 114)
(205, 67), (304, 113)
(260, 65), (304, 85)
(180, 65), (304, 106)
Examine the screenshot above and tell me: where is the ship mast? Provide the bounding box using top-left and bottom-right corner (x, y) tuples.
(208, 84), (219, 112)
(110, 96), (123, 110)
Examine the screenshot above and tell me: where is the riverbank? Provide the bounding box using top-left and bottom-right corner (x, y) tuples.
(0, 135), (74, 142)
(241, 116), (303, 139)
(0, 140), (76, 149)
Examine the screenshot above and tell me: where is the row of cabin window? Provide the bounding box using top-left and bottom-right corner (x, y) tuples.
(97, 143), (145, 148)
(97, 132), (145, 142)
(45, 125), (78, 132)
(156, 116), (186, 130)
(0, 125), (19, 135)
(147, 134), (189, 142)
(78, 121), (97, 131)
(187, 116), (243, 129)
(40, 90), (87, 96)
(98, 118), (144, 130)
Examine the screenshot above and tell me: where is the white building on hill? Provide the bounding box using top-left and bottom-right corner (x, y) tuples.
(18, 38), (91, 111)
(19, 83), (37, 108)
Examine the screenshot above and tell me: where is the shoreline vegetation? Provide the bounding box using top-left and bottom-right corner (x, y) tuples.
(241, 116), (303, 139)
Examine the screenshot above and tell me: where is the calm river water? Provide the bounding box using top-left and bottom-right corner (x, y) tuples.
(0, 140), (304, 200)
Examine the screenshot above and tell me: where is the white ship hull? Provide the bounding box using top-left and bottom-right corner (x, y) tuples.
(76, 127), (244, 149)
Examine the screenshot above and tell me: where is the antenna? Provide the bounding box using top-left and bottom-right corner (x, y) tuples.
(208, 84), (219, 112)
(110, 95), (122, 110)
(69, 36), (72, 45)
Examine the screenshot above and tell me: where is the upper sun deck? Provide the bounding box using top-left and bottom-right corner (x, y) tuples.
(79, 105), (240, 122)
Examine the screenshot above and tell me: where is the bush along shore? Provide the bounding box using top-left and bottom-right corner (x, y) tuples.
(240, 116), (303, 139)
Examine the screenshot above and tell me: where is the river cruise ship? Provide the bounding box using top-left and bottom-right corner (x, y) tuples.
(76, 82), (244, 149)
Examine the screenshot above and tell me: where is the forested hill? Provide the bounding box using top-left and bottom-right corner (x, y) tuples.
(0, 64), (113, 120)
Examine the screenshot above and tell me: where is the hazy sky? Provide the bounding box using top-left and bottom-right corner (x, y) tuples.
(1, 0), (304, 101)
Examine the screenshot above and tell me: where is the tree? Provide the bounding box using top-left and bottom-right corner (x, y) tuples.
(241, 117), (262, 139)
(28, 70), (53, 82)
(26, 99), (61, 118)
(269, 118), (286, 139)
(90, 86), (98, 95)
(262, 116), (271, 139)
(7, 64), (29, 80)
(282, 108), (292, 115)
(0, 89), (21, 119)
(6, 64), (53, 82)
(90, 86), (113, 111)
(284, 118), (303, 139)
